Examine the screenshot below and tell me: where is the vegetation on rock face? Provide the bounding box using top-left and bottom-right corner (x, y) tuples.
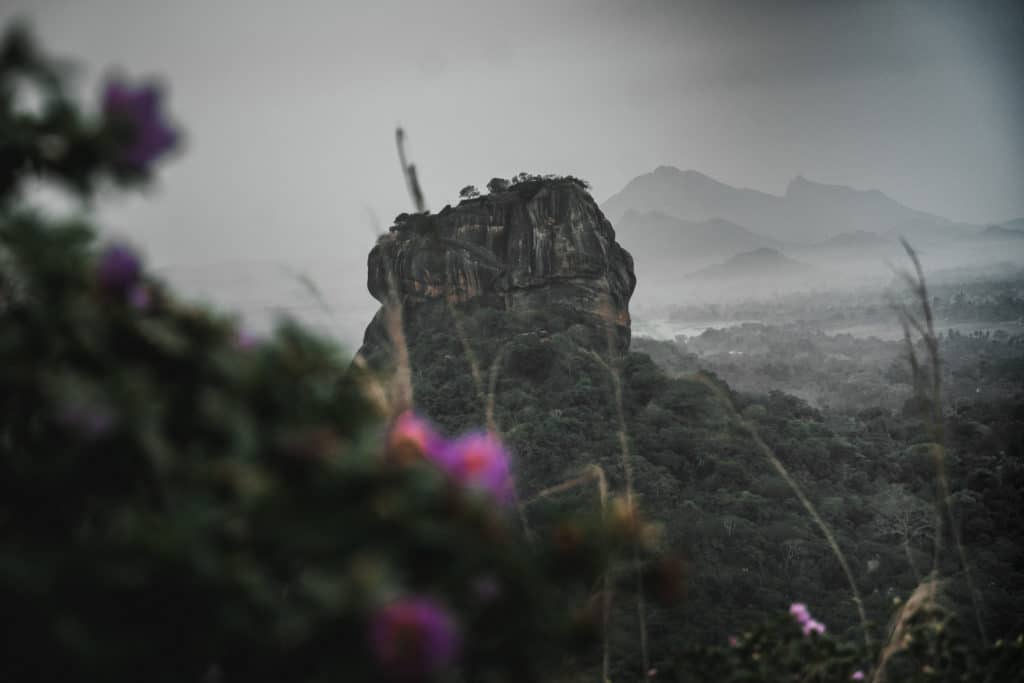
(2, 23), (1022, 683)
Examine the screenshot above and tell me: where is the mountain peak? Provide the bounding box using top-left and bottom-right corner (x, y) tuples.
(651, 166), (724, 186)
(605, 166), (964, 243)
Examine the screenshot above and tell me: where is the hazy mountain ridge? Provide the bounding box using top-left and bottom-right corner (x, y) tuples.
(615, 209), (781, 273)
(975, 224), (1024, 240)
(808, 230), (892, 249)
(603, 166), (976, 243)
(688, 247), (816, 283)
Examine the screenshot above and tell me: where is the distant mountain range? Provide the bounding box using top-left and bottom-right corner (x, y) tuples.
(809, 230), (892, 249)
(973, 225), (1024, 241)
(602, 166), (1024, 306)
(687, 247), (817, 284)
(615, 210), (780, 274)
(603, 166), (975, 244)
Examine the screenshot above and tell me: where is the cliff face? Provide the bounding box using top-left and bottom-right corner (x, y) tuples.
(358, 178), (636, 361)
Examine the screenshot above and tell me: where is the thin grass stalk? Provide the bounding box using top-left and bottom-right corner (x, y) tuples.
(894, 306), (944, 588)
(485, 346), (507, 433)
(383, 264), (412, 414)
(388, 150), (631, 675)
(694, 373), (873, 650)
(350, 353), (391, 416)
(874, 579), (947, 682)
(446, 297), (487, 409)
(392, 128), (542, 556)
(522, 464), (613, 681)
(591, 293), (650, 676)
(395, 127), (425, 213)
(894, 241), (987, 644)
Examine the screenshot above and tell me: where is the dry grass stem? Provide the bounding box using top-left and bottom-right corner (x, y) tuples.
(892, 240), (986, 645)
(693, 373), (873, 649)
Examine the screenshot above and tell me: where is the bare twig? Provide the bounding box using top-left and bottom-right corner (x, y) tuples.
(396, 127), (426, 214)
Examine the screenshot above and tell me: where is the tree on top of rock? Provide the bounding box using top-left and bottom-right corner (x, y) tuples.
(486, 177), (509, 194)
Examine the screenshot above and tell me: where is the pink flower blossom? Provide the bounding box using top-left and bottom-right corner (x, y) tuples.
(370, 597), (460, 678)
(802, 619), (826, 636)
(851, 671), (865, 681)
(388, 410), (444, 462)
(790, 602), (826, 636)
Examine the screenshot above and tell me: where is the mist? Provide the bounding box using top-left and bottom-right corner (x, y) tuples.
(2, 0), (1022, 347)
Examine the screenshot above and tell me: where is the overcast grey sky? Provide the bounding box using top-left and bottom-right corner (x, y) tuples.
(2, 0), (1022, 342)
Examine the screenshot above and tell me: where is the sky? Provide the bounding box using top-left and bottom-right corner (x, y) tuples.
(2, 0), (1023, 345)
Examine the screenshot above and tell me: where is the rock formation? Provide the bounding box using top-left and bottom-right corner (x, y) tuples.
(358, 177), (635, 363)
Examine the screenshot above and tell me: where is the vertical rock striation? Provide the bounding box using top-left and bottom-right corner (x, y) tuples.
(358, 177), (636, 363)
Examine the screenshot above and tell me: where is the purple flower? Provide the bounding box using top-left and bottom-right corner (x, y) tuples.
(790, 602), (826, 636)
(102, 79), (178, 169)
(97, 243), (142, 292)
(370, 597), (460, 678)
(433, 431), (515, 505)
(851, 671), (865, 681)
